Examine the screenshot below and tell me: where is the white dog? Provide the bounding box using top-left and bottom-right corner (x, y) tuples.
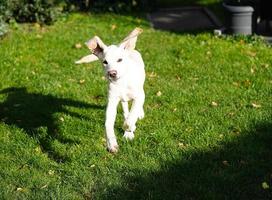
(76, 28), (145, 153)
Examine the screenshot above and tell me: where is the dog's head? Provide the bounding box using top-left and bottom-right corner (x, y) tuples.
(76, 28), (143, 82)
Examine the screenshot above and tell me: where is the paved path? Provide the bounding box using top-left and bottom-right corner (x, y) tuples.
(148, 7), (222, 32)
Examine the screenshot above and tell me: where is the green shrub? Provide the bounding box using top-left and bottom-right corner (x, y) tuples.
(0, 0), (63, 25)
(0, 17), (8, 37)
(69, 0), (154, 13)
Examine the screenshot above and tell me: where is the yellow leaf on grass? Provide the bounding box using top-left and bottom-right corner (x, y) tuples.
(41, 184), (48, 189)
(252, 103), (261, 108)
(16, 187), (24, 192)
(147, 72), (157, 78)
(156, 91), (162, 97)
(75, 43), (82, 49)
(211, 101), (218, 107)
(111, 24), (117, 31)
(79, 79), (85, 84)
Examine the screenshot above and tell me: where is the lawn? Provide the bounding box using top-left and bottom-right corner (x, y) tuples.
(0, 12), (272, 200)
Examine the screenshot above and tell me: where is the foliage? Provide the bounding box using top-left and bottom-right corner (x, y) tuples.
(0, 0), (63, 25)
(0, 17), (8, 37)
(67, 0), (154, 13)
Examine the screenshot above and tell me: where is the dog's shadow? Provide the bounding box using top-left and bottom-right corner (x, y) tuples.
(0, 87), (104, 162)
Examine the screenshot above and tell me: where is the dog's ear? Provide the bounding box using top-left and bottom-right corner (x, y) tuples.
(75, 54), (99, 64)
(119, 27), (143, 50)
(85, 36), (107, 58)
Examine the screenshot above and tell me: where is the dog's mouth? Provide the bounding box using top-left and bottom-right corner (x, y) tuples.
(107, 75), (120, 82)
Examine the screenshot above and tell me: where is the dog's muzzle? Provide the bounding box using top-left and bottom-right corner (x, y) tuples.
(108, 70), (117, 79)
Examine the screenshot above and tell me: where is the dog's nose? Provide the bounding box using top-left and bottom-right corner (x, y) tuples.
(108, 70), (117, 78)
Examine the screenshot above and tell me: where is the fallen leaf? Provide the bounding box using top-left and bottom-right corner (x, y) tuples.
(16, 187), (24, 192)
(252, 103), (261, 108)
(173, 108), (177, 112)
(211, 101), (218, 107)
(262, 182), (270, 189)
(156, 91), (162, 97)
(111, 24), (117, 31)
(41, 184), (48, 189)
(250, 68), (255, 74)
(147, 72), (157, 78)
(75, 43), (82, 49)
(79, 79), (85, 84)
(90, 164), (95, 168)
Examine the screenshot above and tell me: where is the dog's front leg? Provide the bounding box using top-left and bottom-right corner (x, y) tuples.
(121, 101), (129, 120)
(105, 97), (120, 153)
(123, 93), (144, 140)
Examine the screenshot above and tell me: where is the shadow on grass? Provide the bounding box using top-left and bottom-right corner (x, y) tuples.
(102, 121), (272, 199)
(0, 87), (103, 163)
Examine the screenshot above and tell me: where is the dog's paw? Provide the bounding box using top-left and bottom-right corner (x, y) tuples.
(107, 145), (119, 153)
(123, 131), (134, 140)
(107, 138), (119, 153)
(123, 120), (136, 132)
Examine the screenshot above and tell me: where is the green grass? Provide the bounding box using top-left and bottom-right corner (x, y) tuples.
(0, 13), (272, 199)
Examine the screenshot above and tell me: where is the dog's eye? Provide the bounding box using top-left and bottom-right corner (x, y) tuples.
(103, 60), (108, 65)
(117, 58), (122, 62)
